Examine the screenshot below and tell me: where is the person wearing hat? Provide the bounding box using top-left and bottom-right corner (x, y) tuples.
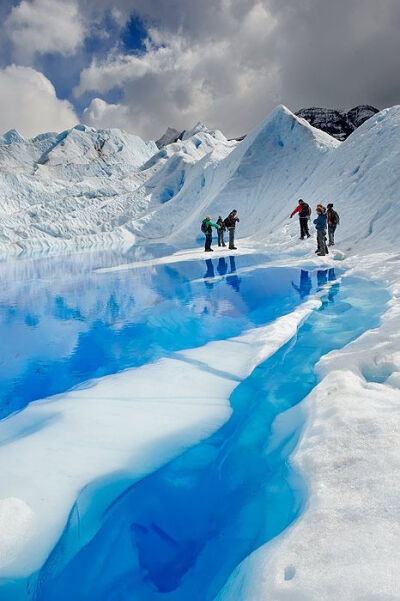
(224, 209), (240, 249)
(201, 216), (220, 252)
(327, 203), (340, 246)
(313, 206), (328, 256)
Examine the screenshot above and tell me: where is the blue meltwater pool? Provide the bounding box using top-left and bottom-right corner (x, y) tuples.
(0, 249), (389, 601)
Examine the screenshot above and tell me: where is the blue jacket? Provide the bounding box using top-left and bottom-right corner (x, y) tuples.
(313, 214), (327, 230)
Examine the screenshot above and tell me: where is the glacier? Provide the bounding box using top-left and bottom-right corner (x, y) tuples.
(0, 103), (400, 600)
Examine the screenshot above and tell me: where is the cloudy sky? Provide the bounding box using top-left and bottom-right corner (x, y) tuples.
(0, 0), (399, 140)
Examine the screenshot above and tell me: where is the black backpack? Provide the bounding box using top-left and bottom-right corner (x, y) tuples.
(224, 217), (230, 228)
(331, 210), (340, 225)
(201, 219), (208, 233)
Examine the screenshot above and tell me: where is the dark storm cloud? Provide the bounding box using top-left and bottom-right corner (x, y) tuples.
(2, 0), (400, 138)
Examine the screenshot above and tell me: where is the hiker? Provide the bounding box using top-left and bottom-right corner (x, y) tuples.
(290, 199), (311, 239)
(216, 216), (226, 247)
(224, 210), (240, 250)
(313, 206), (328, 256)
(201, 216), (220, 252)
(326, 203), (340, 246)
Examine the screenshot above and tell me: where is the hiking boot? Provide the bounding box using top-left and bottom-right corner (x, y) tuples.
(300, 237), (304, 240)
(229, 246), (237, 250)
(317, 252), (326, 256)
(205, 248), (213, 252)
(307, 234), (311, 238)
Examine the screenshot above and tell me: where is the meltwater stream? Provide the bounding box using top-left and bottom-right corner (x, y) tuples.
(24, 259), (388, 601)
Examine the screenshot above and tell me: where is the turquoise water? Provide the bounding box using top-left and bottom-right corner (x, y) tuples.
(0, 251), (388, 601)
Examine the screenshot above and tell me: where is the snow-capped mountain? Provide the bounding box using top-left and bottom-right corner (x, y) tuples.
(295, 104), (379, 140)
(0, 103), (398, 257)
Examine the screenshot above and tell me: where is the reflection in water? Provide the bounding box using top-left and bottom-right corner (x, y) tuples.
(226, 256), (241, 292)
(0, 252), (317, 419)
(203, 259), (215, 289)
(217, 258), (228, 277)
(34, 274), (389, 601)
(292, 269), (312, 299)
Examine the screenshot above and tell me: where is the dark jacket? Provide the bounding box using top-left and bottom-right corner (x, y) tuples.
(327, 208), (339, 226)
(225, 212), (240, 228)
(216, 217), (226, 231)
(313, 214), (327, 230)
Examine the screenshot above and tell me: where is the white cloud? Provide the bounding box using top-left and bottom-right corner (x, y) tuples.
(77, 2), (279, 139)
(6, 0), (85, 62)
(0, 65), (78, 137)
(83, 98), (129, 131)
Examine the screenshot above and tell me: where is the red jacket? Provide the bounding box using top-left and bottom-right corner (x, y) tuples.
(291, 203), (309, 218)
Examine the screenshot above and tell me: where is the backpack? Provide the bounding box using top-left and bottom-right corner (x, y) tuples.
(331, 210), (340, 225)
(301, 202), (311, 218)
(224, 217), (230, 228)
(201, 219), (208, 234)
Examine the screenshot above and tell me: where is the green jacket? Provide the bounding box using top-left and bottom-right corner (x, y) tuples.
(203, 218), (220, 234)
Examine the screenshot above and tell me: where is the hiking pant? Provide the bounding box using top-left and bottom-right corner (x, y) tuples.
(299, 217), (310, 238)
(217, 229), (226, 246)
(205, 233), (212, 251)
(317, 229), (328, 255)
(228, 227), (236, 249)
(328, 225), (336, 245)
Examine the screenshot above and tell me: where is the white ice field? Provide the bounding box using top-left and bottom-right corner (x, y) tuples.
(0, 105), (399, 600)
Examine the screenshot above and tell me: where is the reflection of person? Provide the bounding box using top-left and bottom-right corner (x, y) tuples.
(292, 269), (312, 298)
(226, 256), (241, 292)
(217, 257), (228, 277)
(317, 270), (328, 287)
(203, 258), (215, 289)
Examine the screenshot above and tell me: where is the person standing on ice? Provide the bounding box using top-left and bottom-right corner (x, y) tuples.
(326, 203), (340, 246)
(216, 216), (226, 247)
(290, 199), (311, 239)
(201, 216), (220, 252)
(224, 210), (240, 250)
(313, 206), (329, 256)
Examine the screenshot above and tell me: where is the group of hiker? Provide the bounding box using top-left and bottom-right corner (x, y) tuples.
(201, 201), (339, 256)
(290, 199), (340, 256)
(201, 210), (239, 252)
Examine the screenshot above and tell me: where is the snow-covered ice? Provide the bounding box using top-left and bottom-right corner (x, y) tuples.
(0, 101), (400, 599)
(0, 295), (317, 585)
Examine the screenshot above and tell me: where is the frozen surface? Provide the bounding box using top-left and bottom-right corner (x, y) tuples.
(0, 101), (399, 600)
(33, 274), (388, 601)
(0, 252), (322, 597)
(0, 103), (400, 258)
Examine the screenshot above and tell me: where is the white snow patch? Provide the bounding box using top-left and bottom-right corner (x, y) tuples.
(0, 298), (319, 578)
(0, 498), (35, 569)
